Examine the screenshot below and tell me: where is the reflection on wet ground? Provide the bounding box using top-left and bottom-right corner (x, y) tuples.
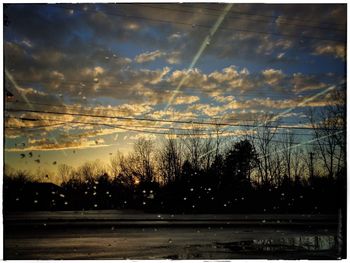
(4, 211), (340, 259)
(215, 235), (337, 259)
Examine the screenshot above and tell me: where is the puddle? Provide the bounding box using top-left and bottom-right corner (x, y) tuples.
(216, 235), (338, 259)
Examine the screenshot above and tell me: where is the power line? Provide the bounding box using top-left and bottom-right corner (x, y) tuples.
(248, 135), (330, 146)
(7, 100), (312, 125)
(182, 3), (346, 28)
(5, 115), (210, 133)
(136, 4), (345, 32)
(7, 100), (154, 115)
(5, 115), (317, 138)
(55, 5), (344, 43)
(5, 115), (254, 137)
(5, 107), (339, 131)
(4, 122), (68, 129)
(5, 116), (333, 147)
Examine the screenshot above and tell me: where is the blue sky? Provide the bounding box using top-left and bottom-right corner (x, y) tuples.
(4, 3), (346, 180)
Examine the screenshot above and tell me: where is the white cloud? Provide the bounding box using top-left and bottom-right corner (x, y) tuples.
(128, 133), (156, 140)
(262, 68), (284, 86)
(135, 50), (163, 63)
(313, 43), (345, 60)
(173, 95), (200, 105)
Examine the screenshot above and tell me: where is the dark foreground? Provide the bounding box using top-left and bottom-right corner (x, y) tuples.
(4, 210), (342, 259)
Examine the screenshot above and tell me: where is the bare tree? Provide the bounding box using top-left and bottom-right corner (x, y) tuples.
(309, 88), (345, 179)
(58, 164), (73, 184)
(253, 113), (279, 186)
(78, 160), (106, 182)
(291, 147), (307, 180)
(271, 144), (284, 186)
(133, 137), (155, 183)
(113, 152), (137, 187)
(158, 136), (183, 184)
(281, 131), (295, 180)
(181, 126), (205, 171)
(109, 154), (121, 178)
(201, 133), (215, 172)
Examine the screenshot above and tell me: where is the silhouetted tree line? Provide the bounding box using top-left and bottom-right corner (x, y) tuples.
(3, 89), (346, 214)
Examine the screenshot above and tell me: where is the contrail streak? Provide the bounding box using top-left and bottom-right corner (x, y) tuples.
(257, 130), (343, 160)
(164, 3), (233, 112)
(271, 85), (336, 122)
(199, 83), (341, 159)
(5, 68), (33, 109)
(5, 68), (68, 156)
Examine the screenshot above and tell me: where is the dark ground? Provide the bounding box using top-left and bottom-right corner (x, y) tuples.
(3, 210), (342, 260)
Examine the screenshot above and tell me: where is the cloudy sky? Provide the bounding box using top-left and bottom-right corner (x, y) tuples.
(4, 3), (346, 177)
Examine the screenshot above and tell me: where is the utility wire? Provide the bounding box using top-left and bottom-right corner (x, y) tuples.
(5, 115), (210, 132)
(7, 100), (312, 125)
(5, 116), (332, 147)
(7, 100), (154, 115)
(180, 4), (346, 27)
(5, 107), (339, 131)
(5, 122), (68, 129)
(136, 4), (345, 32)
(56, 5), (344, 43)
(5, 115), (249, 136)
(5, 115), (316, 137)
